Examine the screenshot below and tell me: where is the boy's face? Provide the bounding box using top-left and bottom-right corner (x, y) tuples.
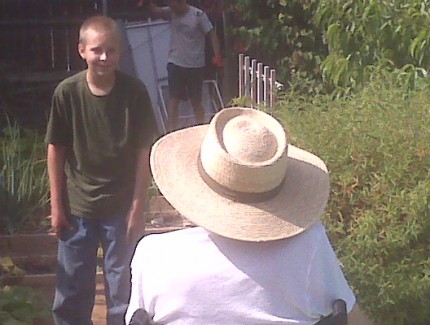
(78, 28), (121, 79)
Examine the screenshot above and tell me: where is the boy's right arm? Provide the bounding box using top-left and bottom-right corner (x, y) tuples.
(47, 144), (72, 238)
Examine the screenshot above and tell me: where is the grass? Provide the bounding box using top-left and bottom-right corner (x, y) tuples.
(0, 121), (49, 234)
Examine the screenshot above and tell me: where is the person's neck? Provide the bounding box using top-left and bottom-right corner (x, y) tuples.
(176, 3), (189, 16)
(86, 71), (116, 96)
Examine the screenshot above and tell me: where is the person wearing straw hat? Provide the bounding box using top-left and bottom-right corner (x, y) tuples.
(125, 107), (372, 325)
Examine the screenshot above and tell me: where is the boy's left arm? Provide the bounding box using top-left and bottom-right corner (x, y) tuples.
(126, 146), (152, 244)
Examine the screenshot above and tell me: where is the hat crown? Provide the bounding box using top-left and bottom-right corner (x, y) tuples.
(200, 107), (288, 193)
(223, 116), (278, 164)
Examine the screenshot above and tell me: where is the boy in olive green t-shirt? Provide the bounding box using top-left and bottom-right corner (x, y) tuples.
(45, 15), (157, 325)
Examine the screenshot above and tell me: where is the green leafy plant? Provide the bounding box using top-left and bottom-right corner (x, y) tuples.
(0, 121), (49, 234)
(0, 285), (50, 325)
(274, 70), (430, 324)
(225, 0), (327, 95)
(225, 0), (430, 96)
(315, 0), (430, 94)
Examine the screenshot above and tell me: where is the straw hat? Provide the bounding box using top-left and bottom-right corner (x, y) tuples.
(151, 107), (330, 242)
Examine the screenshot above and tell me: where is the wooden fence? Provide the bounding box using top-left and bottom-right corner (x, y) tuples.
(0, 0), (149, 78)
(238, 53), (283, 109)
(0, 0), (220, 77)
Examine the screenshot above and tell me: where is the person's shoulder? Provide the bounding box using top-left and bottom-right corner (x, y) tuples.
(162, 6), (172, 14)
(150, 227), (206, 239)
(116, 70), (144, 86)
(54, 70), (86, 96)
(132, 228), (205, 267)
(115, 70), (148, 92)
(59, 70), (86, 87)
(189, 6), (212, 29)
(139, 227), (207, 248)
(116, 69), (137, 82)
(189, 5), (205, 17)
(287, 221), (327, 247)
(298, 221), (326, 238)
(306, 221), (327, 236)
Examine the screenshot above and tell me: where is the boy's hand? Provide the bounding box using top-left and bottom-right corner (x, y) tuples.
(126, 208), (146, 244)
(50, 210), (73, 239)
(212, 55), (223, 68)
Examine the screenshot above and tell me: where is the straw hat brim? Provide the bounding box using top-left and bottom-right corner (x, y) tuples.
(151, 125), (330, 242)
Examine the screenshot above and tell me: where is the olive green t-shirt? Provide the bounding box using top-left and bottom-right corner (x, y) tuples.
(45, 70), (157, 219)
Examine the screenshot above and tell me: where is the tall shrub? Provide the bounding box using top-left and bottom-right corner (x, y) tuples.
(275, 72), (430, 324)
(315, 0), (430, 94)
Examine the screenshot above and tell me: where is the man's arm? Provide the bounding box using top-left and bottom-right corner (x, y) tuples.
(208, 28), (222, 67)
(126, 146), (152, 243)
(47, 143), (72, 238)
(349, 303), (373, 325)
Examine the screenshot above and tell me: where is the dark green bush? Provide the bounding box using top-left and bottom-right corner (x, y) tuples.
(274, 71), (430, 324)
(0, 285), (50, 324)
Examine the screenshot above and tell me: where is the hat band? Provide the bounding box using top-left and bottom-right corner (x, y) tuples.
(197, 157), (285, 203)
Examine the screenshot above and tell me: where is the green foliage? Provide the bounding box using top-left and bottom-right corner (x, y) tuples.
(0, 122), (49, 234)
(275, 71), (430, 324)
(227, 0), (430, 96)
(0, 285), (50, 325)
(226, 0), (327, 95)
(228, 96), (255, 108)
(315, 0), (430, 94)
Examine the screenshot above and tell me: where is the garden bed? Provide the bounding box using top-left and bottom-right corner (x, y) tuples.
(0, 195), (188, 324)
(0, 196), (188, 290)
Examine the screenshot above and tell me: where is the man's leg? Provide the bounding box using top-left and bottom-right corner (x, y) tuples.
(52, 215), (99, 325)
(190, 98), (205, 125)
(101, 215), (134, 325)
(186, 66), (205, 125)
(167, 63), (186, 132)
(167, 97), (180, 132)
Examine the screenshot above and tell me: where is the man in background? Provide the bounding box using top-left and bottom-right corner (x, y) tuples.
(145, 0), (222, 131)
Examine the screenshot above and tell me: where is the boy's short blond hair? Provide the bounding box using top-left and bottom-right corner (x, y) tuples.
(79, 16), (121, 45)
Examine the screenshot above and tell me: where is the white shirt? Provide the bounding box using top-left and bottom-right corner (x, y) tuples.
(126, 222), (355, 324)
(163, 6), (213, 68)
